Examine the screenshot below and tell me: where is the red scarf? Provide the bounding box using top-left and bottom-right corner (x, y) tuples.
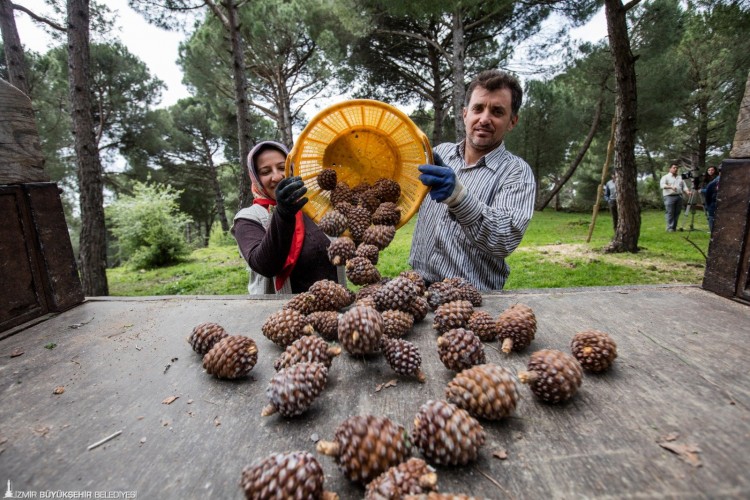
(253, 198), (305, 291)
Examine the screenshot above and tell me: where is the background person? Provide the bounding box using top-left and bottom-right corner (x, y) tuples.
(659, 164), (691, 232)
(604, 172), (618, 231)
(231, 141), (343, 294)
(409, 69), (536, 291)
(701, 170), (720, 232)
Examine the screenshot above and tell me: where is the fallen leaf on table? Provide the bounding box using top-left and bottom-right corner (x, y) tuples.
(661, 432), (679, 442)
(657, 439), (702, 467)
(375, 379), (398, 392)
(162, 396), (179, 405)
(53, 386), (65, 395)
(493, 449), (508, 460)
(10, 349), (24, 358)
(214, 416), (221, 427)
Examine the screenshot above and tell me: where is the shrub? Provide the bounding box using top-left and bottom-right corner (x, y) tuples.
(208, 224), (237, 248)
(107, 182), (192, 269)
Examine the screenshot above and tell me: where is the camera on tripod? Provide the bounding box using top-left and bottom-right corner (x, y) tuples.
(681, 169), (700, 189)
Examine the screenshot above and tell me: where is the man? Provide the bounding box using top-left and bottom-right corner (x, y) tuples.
(604, 172), (618, 231)
(659, 164), (691, 232)
(700, 170), (720, 232)
(409, 70), (536, 291)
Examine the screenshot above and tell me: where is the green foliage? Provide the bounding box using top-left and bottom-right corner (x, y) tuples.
(208, 224), (237, 248)
(107, 181), (193, 269)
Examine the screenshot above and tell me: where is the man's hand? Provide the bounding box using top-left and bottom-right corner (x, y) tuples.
(275, 176), (308, 220)
(418, 153), (458, 203)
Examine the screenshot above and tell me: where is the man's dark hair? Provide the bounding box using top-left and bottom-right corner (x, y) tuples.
(464, 70), (523, 117)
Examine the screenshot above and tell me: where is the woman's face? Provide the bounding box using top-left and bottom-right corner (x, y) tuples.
(707, 167), (716, 176)
(255, 149), (286, 200)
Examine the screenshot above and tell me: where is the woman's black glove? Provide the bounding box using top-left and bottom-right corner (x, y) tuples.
(275, 176), (308, 220)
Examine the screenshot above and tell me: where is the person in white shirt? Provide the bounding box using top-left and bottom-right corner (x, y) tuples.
(659, 164), (692, 232)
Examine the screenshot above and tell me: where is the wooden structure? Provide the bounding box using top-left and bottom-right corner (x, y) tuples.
(0, 286), (748, 498)
(702, 71), (750, 304)
(0, 79), (84, 334)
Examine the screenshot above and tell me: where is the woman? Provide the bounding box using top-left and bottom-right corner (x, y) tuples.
(231, 141), (344, 294)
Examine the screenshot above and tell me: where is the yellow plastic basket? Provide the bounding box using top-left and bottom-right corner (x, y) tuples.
(285, 99), (433, 229)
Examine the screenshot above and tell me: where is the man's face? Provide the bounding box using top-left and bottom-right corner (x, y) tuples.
(463, 86), (518, 155)
(670, 165), (679, 175)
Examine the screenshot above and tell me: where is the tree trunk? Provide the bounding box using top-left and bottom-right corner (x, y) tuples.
(451, 9), (466, 140)
(536, 91), (604, 210)
(429, 44), (445, 145)
(224, 0), (253, 209)
(604, 0), (641, 254)
(67, 0), (108, 295)
(278, 73), (294, 148)
(0, 0), (29, 95)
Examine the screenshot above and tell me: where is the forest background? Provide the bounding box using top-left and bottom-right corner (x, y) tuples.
(1, 0), (748, 295)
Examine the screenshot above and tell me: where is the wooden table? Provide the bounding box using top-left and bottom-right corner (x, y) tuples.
(1, 285), (748, 499)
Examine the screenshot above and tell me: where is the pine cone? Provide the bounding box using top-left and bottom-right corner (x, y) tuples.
(240, 451), (336, 500)
(307, 311), (340, 341)
(203, 335), (258, 379)
(309, 279), (353, 311)
(445, 364), (519, 420)
(496, 303), (537, 353)
(570, 329), (618, 373)
(283, 291), (319, 315)
(273, 335), (341, 371)
(317, 415), (411, 484)
(365, 458), (437, 500)
(436, 328), (486, 371)
(373, 276), (421, 313)
(432, 300), (474, 334)
(355, 243), (380, 265)
(346, 256), (381, 286)
(380, 336), (426, 382)
(262, 309), (313, 348)
(188, 322), (228, 355)
(372, 202), (402, 227)
(467, 310), (497, 342)
(328, 237), (356, 266)
(362, 225), (396, 250)
(317, 168), (338, 190)
(382, 309), (415, 338)
(337, 305), (383, 355)
(261, 362), (328, 417)
(411, 400), (485, 466)
(319, 210), (348, 237)
(519, 349), (583, 404)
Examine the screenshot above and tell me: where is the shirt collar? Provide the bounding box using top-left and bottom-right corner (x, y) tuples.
(452, 140), (506, 171)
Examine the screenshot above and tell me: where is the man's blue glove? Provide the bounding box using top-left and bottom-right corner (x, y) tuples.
(418, 152), (466, 205)
(275, 176), (308, 220)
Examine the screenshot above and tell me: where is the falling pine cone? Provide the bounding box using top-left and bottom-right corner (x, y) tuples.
(467, 310), (497, 342)
(372, 202), (402, 226)
(411, 399), (485, 466)
(362, 225), (396, 250)
(346, 256), (382, 286)
(327, 237), (357, 266)
(346, 205), (372, 243)
(309, 279), (354, 311)
(403, 494), (477, 500)
(202, 335), (258, 379)
(380, 336), (426, 383)
(283, 291), (319, 315)
(240, 451), (338, 500)
(496, 303), (537, 353)
(359, 189), (382, 214)
(261, 362), (328, 417)
(364, 458), (438, 500)
(317, 415), (411, 484)
(519, 349), (583, 404)
(382, 309), (415, 338)
(355, 243), (380, 265)
(374, 178), (401, 203)
(571, 329), (618, 373)
(273, 335), (342, 371)
(445, 364), (520, 420)
(188, 322), (228, 355)
(331, 182), (354, 207)
(319, 210), (348, 237)
(307, 310), (340, 341)
(373, 276), (421, 313)
(317, 168), (338, 191)
(432, 300), (474, 334)
(436, 328), (486, 372)
(261, 309), (313, 348)
(337, 305), (384, 355)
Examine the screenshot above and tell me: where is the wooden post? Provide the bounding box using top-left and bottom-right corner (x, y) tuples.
(586, 117), (616, 243)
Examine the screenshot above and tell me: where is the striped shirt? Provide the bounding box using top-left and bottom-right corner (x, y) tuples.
(409, 141), (536, 291)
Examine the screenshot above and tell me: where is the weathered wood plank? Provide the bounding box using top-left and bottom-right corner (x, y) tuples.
(0, 286), (748, 499)
(0, 78), (47, 184)
(731, 70), (750, 158)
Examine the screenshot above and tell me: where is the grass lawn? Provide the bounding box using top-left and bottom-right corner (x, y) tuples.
(107, 208), (711, 296)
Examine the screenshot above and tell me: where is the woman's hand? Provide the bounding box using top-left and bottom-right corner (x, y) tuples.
(275, 176), (308, 220)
